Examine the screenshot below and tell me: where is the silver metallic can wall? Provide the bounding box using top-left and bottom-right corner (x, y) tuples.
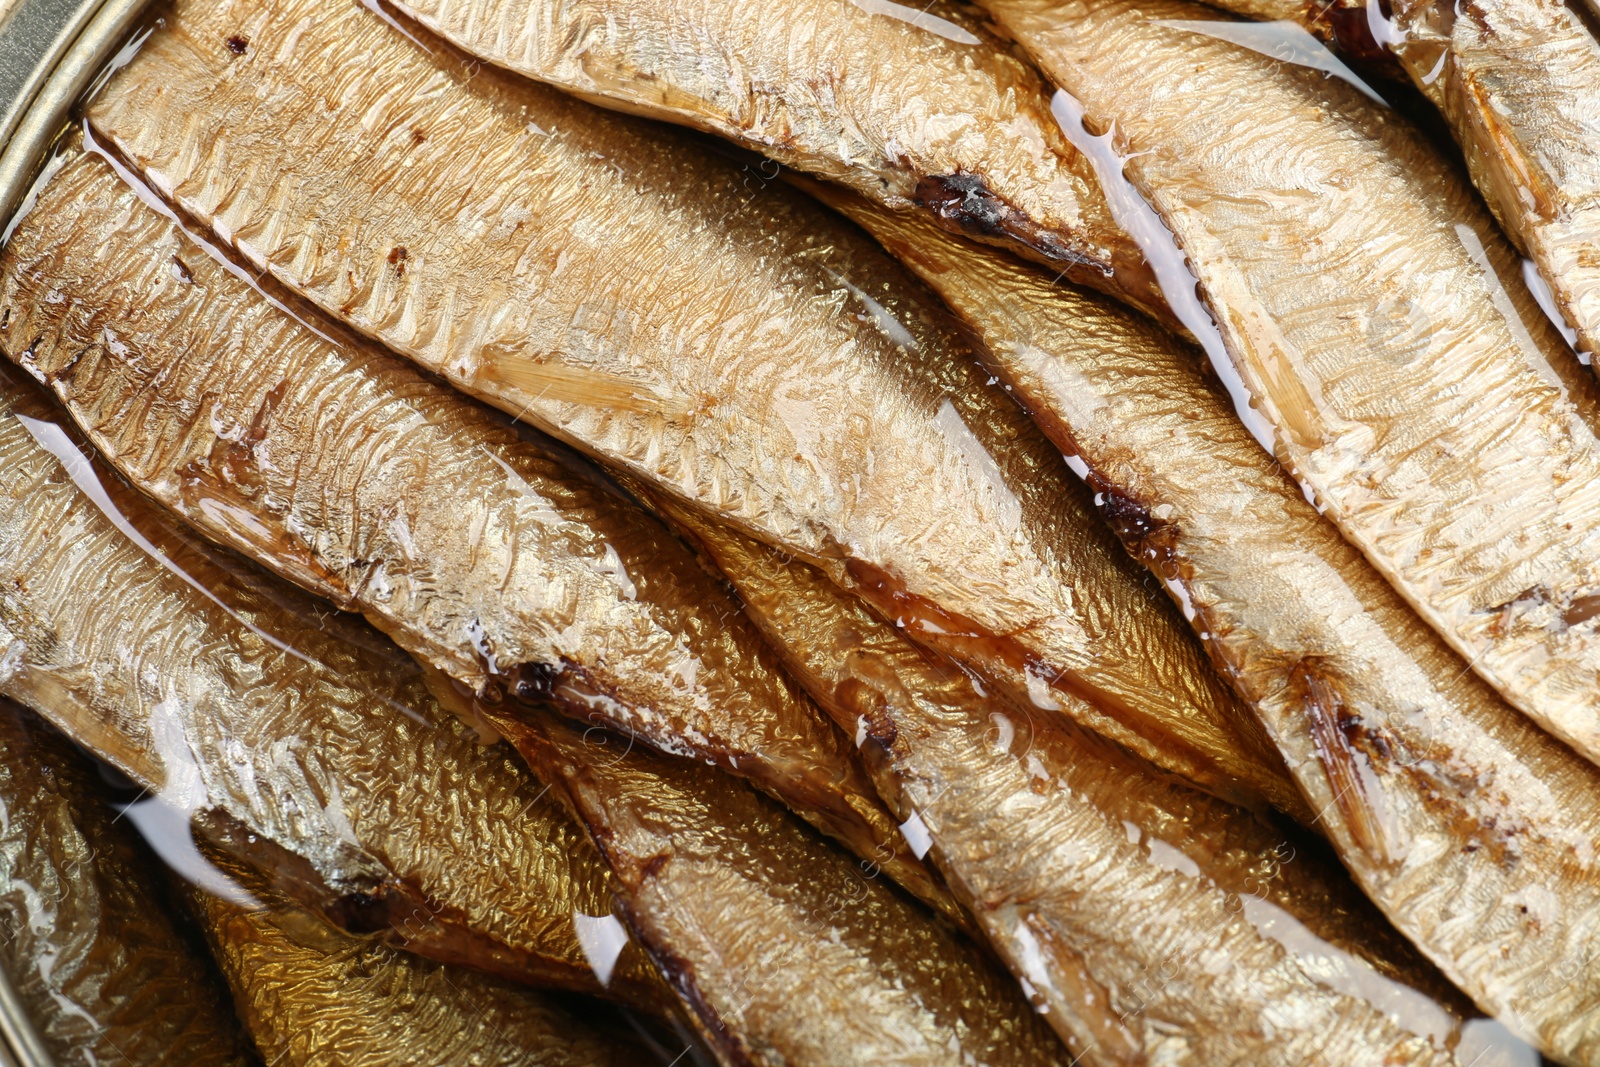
(0, 8), (152, 1062)
(0, 0), (150, 231)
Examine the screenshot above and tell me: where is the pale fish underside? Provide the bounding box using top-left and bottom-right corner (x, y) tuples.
(826, 188), (1600, 1066)
(86, 0), (1308, 822)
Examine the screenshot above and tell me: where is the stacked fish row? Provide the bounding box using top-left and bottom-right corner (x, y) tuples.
(0, 0), (1596, 1062)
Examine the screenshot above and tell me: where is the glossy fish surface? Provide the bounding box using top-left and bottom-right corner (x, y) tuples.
(0, 367), (665, 1007)
(984, 0), (1600, 808)
(383, 0), (1168, 322)
(642, 487), (1507, 1067)
(1386, 0), (1600, 363)
(501, 710), (1074, 1067)
(0, 699), (254, 1067)
(0, 142), (946, 921)
(1199, 0), (1600, 362)
(87, 0), (1305, 819)
(830, 192), (1600, 1065)
(187, 854), (655, 1067)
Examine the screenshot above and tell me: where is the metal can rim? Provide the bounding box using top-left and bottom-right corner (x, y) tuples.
(0, 0), (153, 1062)
(0, 0), (151, 239)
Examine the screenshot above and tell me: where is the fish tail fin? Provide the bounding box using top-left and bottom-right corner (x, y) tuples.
(1296, 662), (1394, 867)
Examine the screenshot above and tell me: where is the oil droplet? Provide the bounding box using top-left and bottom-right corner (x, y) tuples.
(897, 810), (933, 859)
(1153, 20), (1387, 107)
(847, 0), (979, 44)
(1364, 0), (1409, 49)
(573, 910), (630, 987)
(119, 700), (258, 908)
(1523, 258), (1592, 366)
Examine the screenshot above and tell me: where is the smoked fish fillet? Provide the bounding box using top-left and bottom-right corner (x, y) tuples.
(0, 140), (949, 921)
(501, 711), (1076, 1067)
(985, 0), (1600, 818)
(86, 0), (1304, 819)
(0, 699), (254, 1066)
(187, 852), (658, 1067)
(0, 367), (666, 1008)
(639, 486), (1513, 1067)
(382, 0), (1170, 322)
(828, 188), (1600, 1066)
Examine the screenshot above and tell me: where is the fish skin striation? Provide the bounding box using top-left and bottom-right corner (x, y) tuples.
(826, 188), (1600, 1067)
(0, 363), (668, 1008)
(0, 140), (948, 923)
(638, 481), (1492, 1067)
(980, 0), (1600, 1059)
(0, 699), (256, 1067)
(86, 0), (1305, 821)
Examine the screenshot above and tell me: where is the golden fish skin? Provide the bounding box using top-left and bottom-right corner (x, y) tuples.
(187, 853), (655, 1067)
(833, 191), (1600, 1065)
(499, 711), (1074, 1067)
(1208, 0), (1305, 20)
(646, 489), (1514, 1066)
(0, 142), (948, 925)
(0, 368), (667, 1008)
(87, 0), (1306, 822)
(983, 0), (1600, 802)
(0, 699), (254, 1066)
(381, 0), (1170, 325)
(1200, 0), (1600, 363)
(1386, 0), (1600, 363)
